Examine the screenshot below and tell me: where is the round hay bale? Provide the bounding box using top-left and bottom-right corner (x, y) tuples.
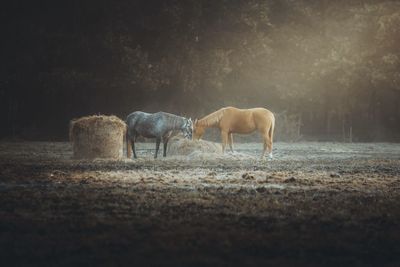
(69, 115), (126, 159)
(167, 137), (222, 156)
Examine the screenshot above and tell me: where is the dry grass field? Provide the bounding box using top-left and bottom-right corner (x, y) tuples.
(1, 141), (399, 266)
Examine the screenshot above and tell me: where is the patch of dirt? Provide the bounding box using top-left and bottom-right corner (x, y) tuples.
(0, 141), (400, 266)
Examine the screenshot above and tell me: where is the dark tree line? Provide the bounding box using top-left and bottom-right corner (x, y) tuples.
(1, 0), (400, 141)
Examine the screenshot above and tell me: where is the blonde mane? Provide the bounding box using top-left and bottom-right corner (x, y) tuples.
(198, 107), (227, 127)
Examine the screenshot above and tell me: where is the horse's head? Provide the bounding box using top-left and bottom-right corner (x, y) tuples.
(193, 119), (205, 140)
(182, 118), (193, 139)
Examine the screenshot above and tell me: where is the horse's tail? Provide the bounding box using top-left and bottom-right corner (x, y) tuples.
(126, 133), (132, 158)
(269, 113), (275, 144)
(125, 122), (132, 159)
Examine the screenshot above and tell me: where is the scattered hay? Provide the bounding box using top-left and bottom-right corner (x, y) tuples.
(284, 176), (297, 183)
(242, 173), (255, 180)
(185, 150), (257, 161)
(167, 137), (222, 156)
(330, 172), (341, 178)
(69, 115), (126, 159)
(167, 137), (258, 161)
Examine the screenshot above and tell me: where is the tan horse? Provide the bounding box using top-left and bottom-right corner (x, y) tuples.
(193, 107), (275, 159)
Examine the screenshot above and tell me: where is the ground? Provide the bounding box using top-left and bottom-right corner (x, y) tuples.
(0, 141), (400, 266)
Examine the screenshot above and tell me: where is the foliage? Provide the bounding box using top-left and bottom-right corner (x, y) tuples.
(1, 0), (400, 141)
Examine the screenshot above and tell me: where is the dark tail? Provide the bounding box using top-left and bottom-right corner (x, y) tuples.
(126, 132), (132, 159)
(125, 120), (132, 159)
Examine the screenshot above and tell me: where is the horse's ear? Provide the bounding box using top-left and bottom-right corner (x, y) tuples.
(194, 119), (198, 125)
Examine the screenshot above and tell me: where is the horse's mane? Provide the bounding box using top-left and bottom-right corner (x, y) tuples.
(198, 107), (227, 127)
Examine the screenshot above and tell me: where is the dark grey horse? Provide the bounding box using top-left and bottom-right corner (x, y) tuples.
(126, 111), (193, 159)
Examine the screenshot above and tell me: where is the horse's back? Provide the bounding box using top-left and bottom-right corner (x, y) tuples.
(219, 107), (255, 133)
(154, 111), (184, 122)
(126, 111), (149, 127)
(126, 111), (153, 136)
(249, 108), (274, 129)
(126, 111), (148, 121)
(224, 106), (272, 115)
(127, 111), (181, 126)
(224, 107), (273, 119)
(126, 111), (182, 138)
(249, 107), (274, 118)
(221, 107), (274, 132)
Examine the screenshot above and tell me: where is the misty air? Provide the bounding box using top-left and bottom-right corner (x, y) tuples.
(1, 1), (400, 266)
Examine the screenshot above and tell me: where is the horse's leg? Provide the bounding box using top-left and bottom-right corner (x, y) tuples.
(155, 138), (161, 159)
(126, 135), (132, 159)
(267, 136), (273, 160)
(261, 130), (270, 159)
(221, 130), (228, 154)
(261, 129), (272, 160)
(262, 141), (267, 159)
(163, 139), (169, 157)
(131, 140), (137, 159)
(162, 131), (172, 158)
(268, 121), (274, 160)
(228, 133), (234, 153)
